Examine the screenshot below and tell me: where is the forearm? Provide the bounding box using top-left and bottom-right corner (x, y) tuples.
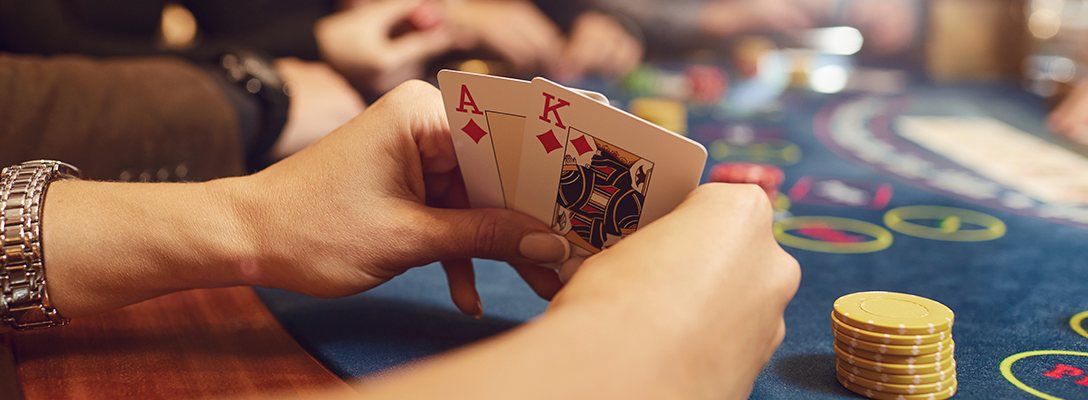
(42, 178), (254, 318)
(355, 307), (692, 399)
(352, 301), (757, 400)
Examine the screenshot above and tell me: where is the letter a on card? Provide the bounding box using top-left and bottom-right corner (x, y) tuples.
(438, 70), (533, 209)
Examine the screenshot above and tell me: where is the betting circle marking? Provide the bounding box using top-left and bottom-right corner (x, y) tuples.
(1071, 311), (1088, 340)
(773, 216), (893, 254)
(1000, 350), (1088, 400)
(709, 139), (802, 166)
(884, 206), (1006, 242)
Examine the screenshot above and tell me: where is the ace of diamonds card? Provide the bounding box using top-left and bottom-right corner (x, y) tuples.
(438, 70), (530, 209)
(513, 78), (707, 255)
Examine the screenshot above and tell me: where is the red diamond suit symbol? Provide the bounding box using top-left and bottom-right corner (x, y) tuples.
(537, 130), (562, 153)
(462, 119), (488, 144)
(571, 135), (593, 155)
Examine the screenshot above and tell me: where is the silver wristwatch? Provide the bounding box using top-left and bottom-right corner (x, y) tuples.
(0, 160), (81, 330)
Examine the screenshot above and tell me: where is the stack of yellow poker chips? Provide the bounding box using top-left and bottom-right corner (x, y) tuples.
(832, 292), (957, 400)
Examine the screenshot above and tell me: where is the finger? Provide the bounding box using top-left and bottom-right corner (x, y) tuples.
(370, 0), (428, 30)
(388, 28), (458, 66)
(412, 206), (570, 265)
(555, 34), (595, 82)
(1049, 82), (1088, 134)
(487, 32), (539, 72)
(557, 256), (586, 283)
(611, 37), (645, 78)
(511, 263), (563, 300)
(377, 81), (458, 175)
(442, 259), (482, 318)
(520, 20), (564, 72)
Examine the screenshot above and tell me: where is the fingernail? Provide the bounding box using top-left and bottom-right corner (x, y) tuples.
(519, 233), (570, 263)
(474, 299), (483, 320)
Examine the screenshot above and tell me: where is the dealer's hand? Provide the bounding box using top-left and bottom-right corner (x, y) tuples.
(1049, 78), (1088, 143)
(315, 0), (465, 94)
(552, 11), (644, 83)
(445, 0), (563, 74)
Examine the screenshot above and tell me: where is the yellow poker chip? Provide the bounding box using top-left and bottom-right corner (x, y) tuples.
(837, 359), (956, 385)
(834, 292), (954, 335)
(838, 374), (957, 400)
(836, 350), (955, 375)
(833, 329), (954, 356)
(832, 312), (949, 345)
(837, 366), (956, 394)
(834, 340), (954, 365)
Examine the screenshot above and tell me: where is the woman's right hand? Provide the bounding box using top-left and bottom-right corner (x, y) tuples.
(549, 183), (801, 398)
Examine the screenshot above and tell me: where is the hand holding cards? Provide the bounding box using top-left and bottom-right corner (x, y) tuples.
(439, 70), (707, 258)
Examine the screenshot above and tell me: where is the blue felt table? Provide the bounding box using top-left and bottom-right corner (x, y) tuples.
(258, 83), (1088, 399)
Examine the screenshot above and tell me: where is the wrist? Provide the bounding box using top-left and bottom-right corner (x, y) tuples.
(43, 178), (258, 318)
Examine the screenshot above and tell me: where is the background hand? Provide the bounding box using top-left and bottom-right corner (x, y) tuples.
(446, 0), (563, 74)
(315, 0), (464, 94)
(552, 11), (644, 83)
(1049, 78), (1088, 143)
(271, 57), (367, 161)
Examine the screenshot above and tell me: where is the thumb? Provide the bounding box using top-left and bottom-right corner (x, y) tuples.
(415, 207), (570, 265)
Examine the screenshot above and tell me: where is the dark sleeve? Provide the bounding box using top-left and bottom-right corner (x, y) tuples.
(0, 53), (246, 181)
(181, 0), (336, 61)
(0, 0), (168, 56)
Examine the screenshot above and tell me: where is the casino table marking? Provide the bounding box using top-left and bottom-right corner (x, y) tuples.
(709, 139), (802, 166)
(814, 95), (1088, 230)
(1072, 310), (1088, 340)
(774, 216), (893, 253)
(883, 206), (1006, 242)
(999, 350), (1088, 400)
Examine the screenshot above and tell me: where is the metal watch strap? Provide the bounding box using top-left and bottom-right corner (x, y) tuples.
(0, 160), (81, 330)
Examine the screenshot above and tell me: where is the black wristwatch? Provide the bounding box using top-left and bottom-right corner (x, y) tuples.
(217, 50), (291, 172)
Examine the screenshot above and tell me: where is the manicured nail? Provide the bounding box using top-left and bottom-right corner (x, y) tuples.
(474, 299), (483, 320)
(519, 233), (570, 263)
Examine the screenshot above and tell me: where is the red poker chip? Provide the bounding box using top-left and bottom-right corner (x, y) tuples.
(709, 163), (784, 200)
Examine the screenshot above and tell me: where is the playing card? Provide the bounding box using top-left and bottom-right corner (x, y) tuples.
(438, 70), (531, 209)
(513, 77), (707, 255)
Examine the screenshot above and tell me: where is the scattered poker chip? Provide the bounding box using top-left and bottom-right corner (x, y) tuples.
(834, 341), (954, 365)
(837, 374), (957, 400)
(835, 350), (955, 375)
(833, 313), (949, 345)
(834, 292), (954, 336)
(685, 65), (728, 105)
(833, 329), (953, 356)
(837, 365), (956, 394)
(629, 98), (688, 136)
(836, 360), (956, 385)
(708, 162), (784, 201)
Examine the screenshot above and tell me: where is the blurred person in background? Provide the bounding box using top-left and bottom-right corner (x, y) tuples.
(1049, 79), (1088, 143)
(0, 0), (643, 176)
(578, 0), (920, 56)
